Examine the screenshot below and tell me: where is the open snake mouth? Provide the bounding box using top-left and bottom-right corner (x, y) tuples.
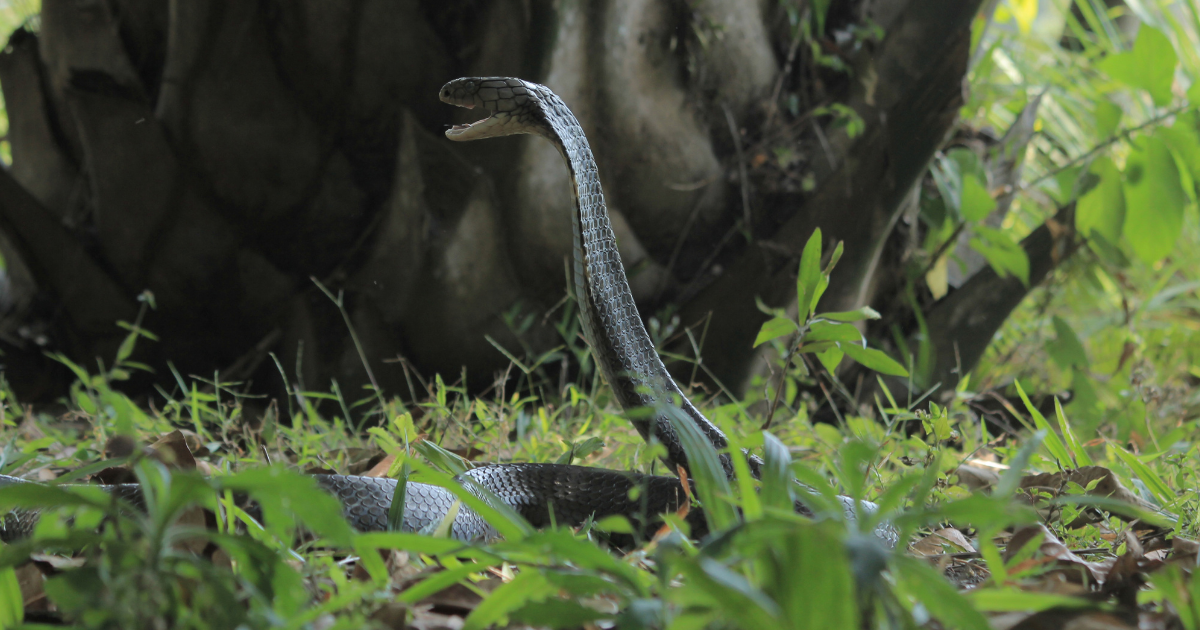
(444, 107), (509, 141)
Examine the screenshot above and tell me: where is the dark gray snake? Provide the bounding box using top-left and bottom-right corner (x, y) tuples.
(1, 78), (895, 546)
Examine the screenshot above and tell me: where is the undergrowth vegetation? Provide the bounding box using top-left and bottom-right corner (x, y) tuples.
(1, 0), (1200, 629)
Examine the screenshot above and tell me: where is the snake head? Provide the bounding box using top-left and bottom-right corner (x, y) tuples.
(440, 77), (538, 141)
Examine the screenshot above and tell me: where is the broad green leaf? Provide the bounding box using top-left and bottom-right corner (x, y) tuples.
(512, 599), (611, 628)
(806, 321), (863, 343)
(0, 480), (113, 511)
(1158, 117), (1200, 185)
(754, 316), (799, 347)
(797, 229), (824, 320)
(1076, 156), (1125, 243)
(0, 565), (21, 629)
(398, 564), (489, 604)
(839, 343), (909, 377)
(1123, 135), (1185, 263)
(969, 226), (1030, 286)
(594, 515), (633, 534)
(1093, 100), (1121, 138)
(674, 556), (783, 629)
(1097, 26), (1178, 106)
(760, 431), (795, 510)
(815, 307), (881, 322)
(221, 467), (355, 546)
(817, 347), (844, 375)
(773, 524), (860, 629)
(970, 588), (1094, 612)
(1045, 316), (1088, 369)
(960, 175), (996, 222)
(463, 570), (555, 630)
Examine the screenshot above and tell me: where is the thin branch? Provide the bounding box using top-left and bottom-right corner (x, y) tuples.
(917, 221), (968, 284)
(723, 104), (753, 227)
(1028, 103), (1193, 187)
(761, 332), (801, 431)
(918, 546), (1113, 561)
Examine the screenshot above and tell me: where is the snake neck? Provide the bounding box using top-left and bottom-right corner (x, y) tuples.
(529, 85), (733, 474)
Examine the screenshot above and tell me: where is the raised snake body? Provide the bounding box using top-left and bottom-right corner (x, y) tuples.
(1, 78), (894, 547)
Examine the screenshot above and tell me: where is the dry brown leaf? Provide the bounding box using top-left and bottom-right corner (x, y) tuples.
(15, 562), (46, 611)
(912, 528), (975, 556)
(1018, 466), (1167, 527)
(149, 430), (198, 470)
(365, 454), (397, 478)
(370, 602), (410, 629)
(408, 604), (465, 630)
(955, 464), (1001, 491)
(1005, 524), (1108, 585)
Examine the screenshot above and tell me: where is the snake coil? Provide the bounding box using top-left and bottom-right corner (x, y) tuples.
(1, 78), (896, 547)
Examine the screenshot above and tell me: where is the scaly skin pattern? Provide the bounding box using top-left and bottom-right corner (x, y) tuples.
(440, 77), (730, 475)
(0, 79), (896, 548)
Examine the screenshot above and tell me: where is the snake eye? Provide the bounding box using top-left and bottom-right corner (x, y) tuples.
(466, 81), (475, 90)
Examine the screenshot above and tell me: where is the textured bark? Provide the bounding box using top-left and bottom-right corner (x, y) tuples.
(672, 0), (982, 387)
(921, 204), (1080, 394)
(0, 0), (1072, 407)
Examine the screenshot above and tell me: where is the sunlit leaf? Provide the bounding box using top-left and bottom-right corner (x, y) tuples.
(1045, 316), (1088, 369)
(815, 307), (881, 323)
(806, 321), (863, 344)
(1097, 25), (1178, 106)
(1007, 0), (1037, 34)
(1076, 156), (1125, 244)
(754, 316), (799, 347)
(1123, 135), (1185, 263)
(0, 565), (21, 629)
(960, 175), (996, 222)
(463, 570), (555, 630)
(839, 343), (909, 377)
(970, 588), (1093, 612)
(797, 229), (824, 320)
(1093, 100), (1121, 138)
(1158, 116), (1200, 185)
(969, 226), (1029, 286)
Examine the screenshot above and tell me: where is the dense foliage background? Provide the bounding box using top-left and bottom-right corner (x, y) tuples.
(0, 0), (1197, 628)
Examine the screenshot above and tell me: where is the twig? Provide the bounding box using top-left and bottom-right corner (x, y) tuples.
(723, 104), (753, 227)
(764, 27), (805, 130)
(919, 546), (1113, 561)
(1029, 103), (1193, 187)
(761, 332), (801, 431)
(311, 276), (388, 413)
(917, 221), (968, 283)
(655, 197), (707, 303)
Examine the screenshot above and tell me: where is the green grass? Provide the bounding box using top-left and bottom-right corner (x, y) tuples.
(0, 299), (1195, 629)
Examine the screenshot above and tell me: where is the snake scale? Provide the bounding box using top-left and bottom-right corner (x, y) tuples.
(1, 78), (895, 547)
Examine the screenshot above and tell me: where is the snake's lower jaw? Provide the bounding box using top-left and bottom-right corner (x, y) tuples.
(444, 112), (520, 142)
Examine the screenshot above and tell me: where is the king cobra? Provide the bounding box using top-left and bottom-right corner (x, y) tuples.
(1, 78), (895, 547)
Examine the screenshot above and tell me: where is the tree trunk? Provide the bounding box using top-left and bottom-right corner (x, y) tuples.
(0, 0), (1075, 412)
